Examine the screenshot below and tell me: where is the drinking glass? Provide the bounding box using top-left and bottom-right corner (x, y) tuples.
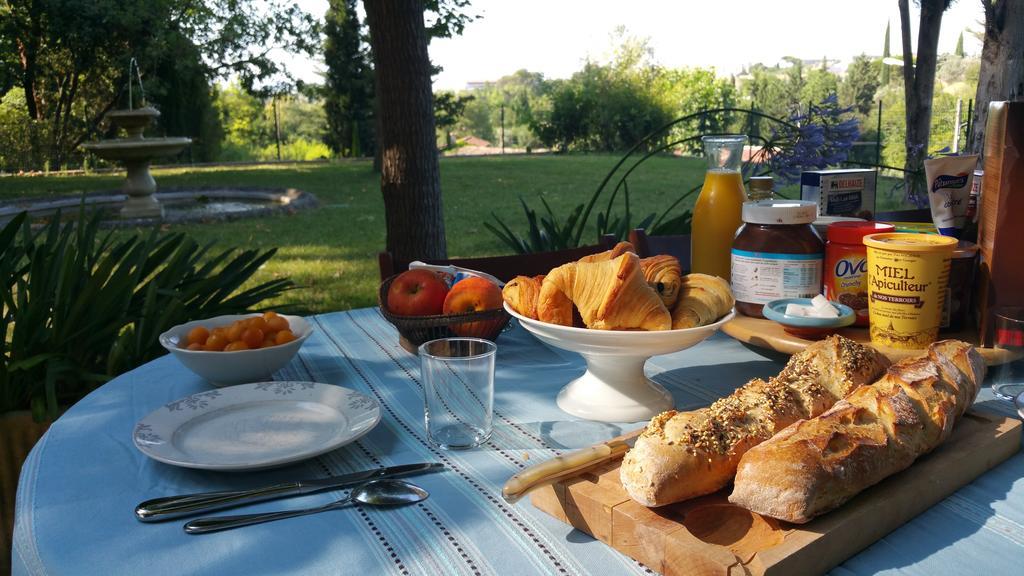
(419, 338), (496, 450)
(991, 308), (1024, 404)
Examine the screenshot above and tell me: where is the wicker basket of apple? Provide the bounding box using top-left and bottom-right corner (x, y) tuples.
(379, 268), (510, 353)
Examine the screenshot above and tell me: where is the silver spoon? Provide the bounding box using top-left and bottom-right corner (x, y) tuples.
(183, 479), (429, 534)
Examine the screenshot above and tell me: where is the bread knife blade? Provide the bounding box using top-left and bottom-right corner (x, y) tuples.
(502, 429), (641, 504)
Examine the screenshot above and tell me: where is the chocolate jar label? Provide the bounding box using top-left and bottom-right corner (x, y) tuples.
(730, 249), (823, 305)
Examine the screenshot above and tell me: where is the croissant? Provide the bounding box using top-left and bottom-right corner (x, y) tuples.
(671, 273), (734, 329)
(670, 294), (715, 329)
(578, 241), (635, 263)
(502, 275), (545, 319)
(538, 252), (670, 330)
(639, 255), (682, 308)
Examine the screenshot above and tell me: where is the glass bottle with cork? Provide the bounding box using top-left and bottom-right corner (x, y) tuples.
(691, 135), (748, 282)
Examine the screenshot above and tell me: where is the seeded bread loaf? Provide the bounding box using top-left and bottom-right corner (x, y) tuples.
(728, 340), (984, 523)
(619, 335), (890, 507)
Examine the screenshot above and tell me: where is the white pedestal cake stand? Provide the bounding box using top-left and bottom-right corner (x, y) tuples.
(505, 303), (735, 422)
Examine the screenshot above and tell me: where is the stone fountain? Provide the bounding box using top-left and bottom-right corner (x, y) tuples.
(0, 60), (320, 228)
(81, 61), (191, 218)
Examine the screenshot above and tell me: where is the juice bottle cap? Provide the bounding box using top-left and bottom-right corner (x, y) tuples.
(827, 221), (895, 244)
(742, 200), (817, 225)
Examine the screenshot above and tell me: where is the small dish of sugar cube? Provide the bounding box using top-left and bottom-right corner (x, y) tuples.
(762, 296), (855, 340)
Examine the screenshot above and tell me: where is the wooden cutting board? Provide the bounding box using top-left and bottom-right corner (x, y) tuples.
(721, 315), (1021, 367)
(530, 410), (1021, 576)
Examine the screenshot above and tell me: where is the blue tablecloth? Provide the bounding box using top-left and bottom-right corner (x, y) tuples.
(12, 308), (1024, 575)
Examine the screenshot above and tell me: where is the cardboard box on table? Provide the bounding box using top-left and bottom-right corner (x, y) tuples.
(977, 100), (1024, 346)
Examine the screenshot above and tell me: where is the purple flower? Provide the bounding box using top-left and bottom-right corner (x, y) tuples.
(761, 96), (860, 184)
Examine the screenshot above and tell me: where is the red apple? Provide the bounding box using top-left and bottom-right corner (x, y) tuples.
(443, 277), (504, 336)
(386, 269), (449, 316)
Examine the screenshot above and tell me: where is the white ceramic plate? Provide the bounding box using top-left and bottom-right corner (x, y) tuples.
(132, 381), (380, 471)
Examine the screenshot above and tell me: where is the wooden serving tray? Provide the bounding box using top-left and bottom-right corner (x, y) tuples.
(530, 410), (1021, 576)
(721, 315), (1020, 367)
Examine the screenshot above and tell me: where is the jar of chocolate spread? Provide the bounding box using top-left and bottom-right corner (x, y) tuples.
(731, 200), (824, 318)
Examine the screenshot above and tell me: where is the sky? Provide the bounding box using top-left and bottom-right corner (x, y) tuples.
(292, 0), (986, 90)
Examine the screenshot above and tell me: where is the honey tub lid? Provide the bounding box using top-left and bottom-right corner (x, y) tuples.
(862, 232), (959, 252)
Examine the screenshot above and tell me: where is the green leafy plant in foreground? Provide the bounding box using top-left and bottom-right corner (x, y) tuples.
(0, 210), (295, 421)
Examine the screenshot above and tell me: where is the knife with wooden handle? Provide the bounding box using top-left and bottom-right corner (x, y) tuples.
(502, 429), (641, 504)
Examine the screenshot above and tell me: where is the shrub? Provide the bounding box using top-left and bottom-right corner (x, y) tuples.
(0, 211), (295, 420)
(489, 98), (860, 254)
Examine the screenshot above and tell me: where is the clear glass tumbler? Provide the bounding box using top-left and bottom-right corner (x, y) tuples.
(419, 338), (496, 450)
(992, 308), (1024, 404)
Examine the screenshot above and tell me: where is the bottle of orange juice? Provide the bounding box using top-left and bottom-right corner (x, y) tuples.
(691, 135), (748, 281)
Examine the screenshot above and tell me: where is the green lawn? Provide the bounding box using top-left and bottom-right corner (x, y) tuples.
(0, 155), (911, 313)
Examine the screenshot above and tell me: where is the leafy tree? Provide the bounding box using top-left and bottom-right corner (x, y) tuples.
(742, 64), (796, 118)
(215, 83), (267, 160)
(782, 56), (806, 99)
(0, 0), (319, 170)
(0, 88), (34, 169)
(840, 54), (880, 115)
(447, 69), (546, 149)
(529, 32), (742, 153)
(323, 0), (375, 157)
(434, 91), (473, 148)
(148, 34), (223, 162)
(214, 83), (328, 161)
(801, 68), (839, 107)
(530, 78), (589, 151)
(659, 67), (737, 151)
(458, 95), (496, 142)
(276, 95), (330, 143)
(530, 57), (673, 152)
(878, 82), (967, 171)
(424, 0), (478, 42)
(955, 31), (965, 57)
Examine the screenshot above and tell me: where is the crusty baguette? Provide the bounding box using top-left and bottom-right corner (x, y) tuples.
(728, 340), (984, 523)
(620, 335), (890, 506)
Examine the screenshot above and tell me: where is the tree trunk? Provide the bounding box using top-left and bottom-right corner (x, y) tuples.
(968, 0), (1024, 156)
(17, 41), (39, 121)
(364, 0), (446, 261)
(372, 82), (383, 171)
(15, 3), (43, 122)
(899, 0), (949, 204)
